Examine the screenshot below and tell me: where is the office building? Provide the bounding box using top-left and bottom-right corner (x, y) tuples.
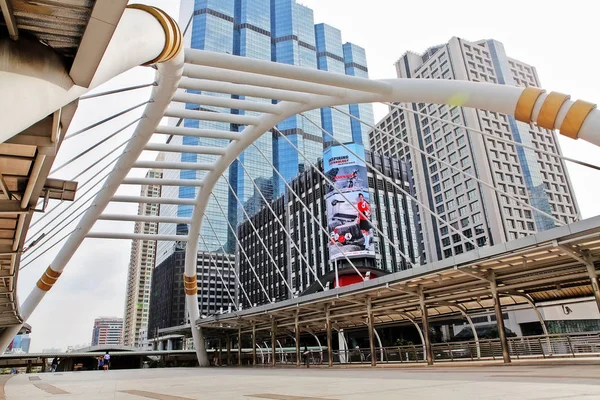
(370, 37), (579, 263)
(122, 167), (163, 347)
(148, 249), (236, 337)
(91, 317), (123, 346)
(237, 150), (421, 307)
(157, 0), (373, 266)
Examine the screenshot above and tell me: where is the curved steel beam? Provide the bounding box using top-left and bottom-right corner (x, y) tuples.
(397, 311), (427, 362)
(434, 301), (481, 359)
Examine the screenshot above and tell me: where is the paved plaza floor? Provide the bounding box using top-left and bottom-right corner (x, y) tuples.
(3, 361), (600, 399)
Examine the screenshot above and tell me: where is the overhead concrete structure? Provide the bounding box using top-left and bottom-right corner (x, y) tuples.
(1, 7), (600, 368)
(0, 2), (183, 352)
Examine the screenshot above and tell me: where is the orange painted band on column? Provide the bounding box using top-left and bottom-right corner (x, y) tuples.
(36, 267), (62, 291)
(36, 280), (52, 291)
(185, 287), (198, 295)
(537, 92), (570, 130)
(560, 100), (597, 139)
(514, 87), (544, 123)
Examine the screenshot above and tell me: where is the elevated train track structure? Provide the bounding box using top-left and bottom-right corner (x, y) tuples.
(1, 2), (600, 367)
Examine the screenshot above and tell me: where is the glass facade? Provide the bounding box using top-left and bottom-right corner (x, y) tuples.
(159, 0), (373, 264)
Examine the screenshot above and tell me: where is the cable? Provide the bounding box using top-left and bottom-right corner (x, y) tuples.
(250, 142), (367, 281)
(79, 83), (157, 100)
(235, 155), (326, 290)
(384, 102), (600, 172)
(30, 139), (129, 231)
(273, 125), (417, 270)
(206, 198), (273, 304)
(64, 101), (149, 140)
(300, 113), (478, 248)
(25, 169), (110, 248)
(221, 172), (294, 297)
(19, 229), (76, 271)
(331, 106), (565, 227)
(51, 118), (141, 175)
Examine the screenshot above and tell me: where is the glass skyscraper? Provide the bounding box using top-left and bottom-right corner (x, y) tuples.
(158, 0), (373, 265)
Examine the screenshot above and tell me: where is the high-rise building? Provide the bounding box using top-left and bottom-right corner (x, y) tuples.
(369, 37), (580, 263)
(237, 150), (421, 307)
(157, 0), (373, 266)
(91, 317), (123, 346)
(122, 166), (163, 347)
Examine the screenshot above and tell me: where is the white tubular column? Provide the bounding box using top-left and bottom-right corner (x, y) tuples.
(0, 4), (179, 143)
(0, 5), (183, 354)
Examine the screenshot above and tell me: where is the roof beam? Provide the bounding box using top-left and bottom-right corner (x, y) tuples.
(0, 201), (27, 215)
(0, 0), (18, 40)
(69, 0), (128, 87)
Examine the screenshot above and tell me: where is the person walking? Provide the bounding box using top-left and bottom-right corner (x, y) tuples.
(103, 352), (110, 371)
(51, 357), (58, 372)
(302, 345), (311, 368)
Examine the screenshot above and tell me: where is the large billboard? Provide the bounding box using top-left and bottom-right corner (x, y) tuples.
(324, 143), (375, 261)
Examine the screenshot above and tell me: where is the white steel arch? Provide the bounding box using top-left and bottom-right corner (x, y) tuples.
(6, 41), (600, 367)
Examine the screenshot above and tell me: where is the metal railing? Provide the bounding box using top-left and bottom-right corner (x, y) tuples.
(248, 332), (600, 366)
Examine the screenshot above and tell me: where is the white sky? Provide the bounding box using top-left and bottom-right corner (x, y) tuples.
(19, 0), (600, 352)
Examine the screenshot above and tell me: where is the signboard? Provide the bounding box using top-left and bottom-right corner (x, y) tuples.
(324, 143), (375, 261)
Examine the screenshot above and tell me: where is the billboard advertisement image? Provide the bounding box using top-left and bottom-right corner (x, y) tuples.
(324, 143), (375, 261)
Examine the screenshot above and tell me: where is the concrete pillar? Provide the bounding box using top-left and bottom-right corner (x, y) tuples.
(158, 340), (164, 351)
(490, 272), (511, 363)
(252, 325), (257, 366)
(586, 262), (600, 314)
(217, 339), (222, 367)
(226, 335), (231, 366)
(238, 327), (242, 366)
(271, 319), (277, 367)
(419, 288), (434, 366)
(41, 358), (46, 373)
(26, 360), (32, 373)
(326, 305), (333, 367)
(367, 297), (376, 367)
(295, 312), (300, 367)
(167, 339), (173, 351)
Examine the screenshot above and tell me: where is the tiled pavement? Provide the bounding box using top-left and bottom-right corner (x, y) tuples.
(4, 362), (600, 399)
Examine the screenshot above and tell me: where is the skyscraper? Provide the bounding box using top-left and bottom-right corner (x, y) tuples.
(369, 37), (579, 263)
(122, 167), (163, 347)
(91, 317), (123, 346)
(157, 0), (373, 265)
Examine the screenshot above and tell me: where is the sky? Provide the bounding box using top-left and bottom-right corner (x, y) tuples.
(17, 0), (600, 352)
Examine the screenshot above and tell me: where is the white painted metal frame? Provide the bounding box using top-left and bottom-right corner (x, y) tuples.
(8, 44), (600, 367)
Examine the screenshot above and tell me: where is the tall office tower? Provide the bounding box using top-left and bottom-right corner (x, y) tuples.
(315, 23), (352, 147)
(122, 167), (163, 347)
(271, 0), (322, 195)
(91, 317), (123, 346)
(370, 37), (579, 263)
(157, 0), (373, 266)
(343, 42), (374, 146)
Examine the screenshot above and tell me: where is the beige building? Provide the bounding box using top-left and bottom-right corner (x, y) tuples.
(370, 37), (579, 263)
(122, 165), (163, 347)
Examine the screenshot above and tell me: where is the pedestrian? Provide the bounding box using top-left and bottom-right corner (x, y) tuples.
(51, 357), (58, 372)
(302, 345), (310, 368)
(103, 351), (110, 371)
(97, 356), (104, 371)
